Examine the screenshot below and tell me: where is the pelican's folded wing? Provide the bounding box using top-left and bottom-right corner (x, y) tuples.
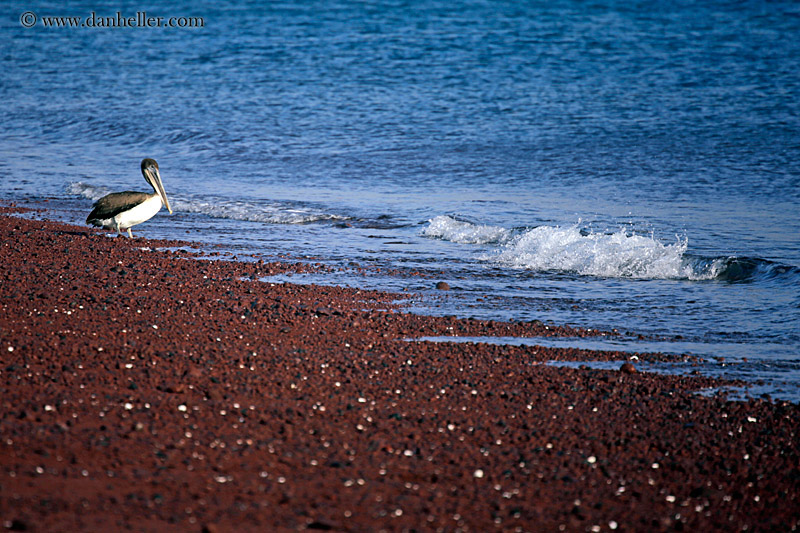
(86, 191), (151, 225)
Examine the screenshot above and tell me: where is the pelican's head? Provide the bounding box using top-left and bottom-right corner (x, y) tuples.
(141, 158), (172, 214)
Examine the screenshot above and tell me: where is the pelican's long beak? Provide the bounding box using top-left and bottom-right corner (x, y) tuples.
(144, 164), (173, 214)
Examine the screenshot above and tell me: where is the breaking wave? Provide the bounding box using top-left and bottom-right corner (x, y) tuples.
(422, 215), (798, 282)
(490, 224), (707, 280)
(421, 215), (511, 244)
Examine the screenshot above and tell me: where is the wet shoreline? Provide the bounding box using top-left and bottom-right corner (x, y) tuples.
(1, 204), (798, 531)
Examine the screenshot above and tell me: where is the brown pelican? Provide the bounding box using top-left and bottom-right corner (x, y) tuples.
(86, 158), (172, 238)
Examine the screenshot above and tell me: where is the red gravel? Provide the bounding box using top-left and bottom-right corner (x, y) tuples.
(1, 205), (798, 532)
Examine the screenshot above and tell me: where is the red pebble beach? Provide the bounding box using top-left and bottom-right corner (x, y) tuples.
(1, 205), (798, 532)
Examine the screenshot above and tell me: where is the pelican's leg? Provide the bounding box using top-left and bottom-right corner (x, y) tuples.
(127, 228), (134, 239)
(115, 221), (123, 237)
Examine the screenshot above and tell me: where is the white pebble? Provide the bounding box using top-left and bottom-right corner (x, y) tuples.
(587, 456), (596, 464)
(473, 469), (484, 478)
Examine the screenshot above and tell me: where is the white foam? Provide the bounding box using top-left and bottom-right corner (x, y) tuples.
(488, 225), (716, 280)
(172, 198), (349, 225)
(422, 215), (720, 280)
(421, 215), (511, 244)
(67, 181), (110, 201)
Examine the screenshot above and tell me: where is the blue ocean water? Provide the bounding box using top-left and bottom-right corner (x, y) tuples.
(2, 1), (799, 399)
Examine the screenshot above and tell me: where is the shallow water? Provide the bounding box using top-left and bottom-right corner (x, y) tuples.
(413, 336), (800, 402)
(3, 1), (799, 397)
